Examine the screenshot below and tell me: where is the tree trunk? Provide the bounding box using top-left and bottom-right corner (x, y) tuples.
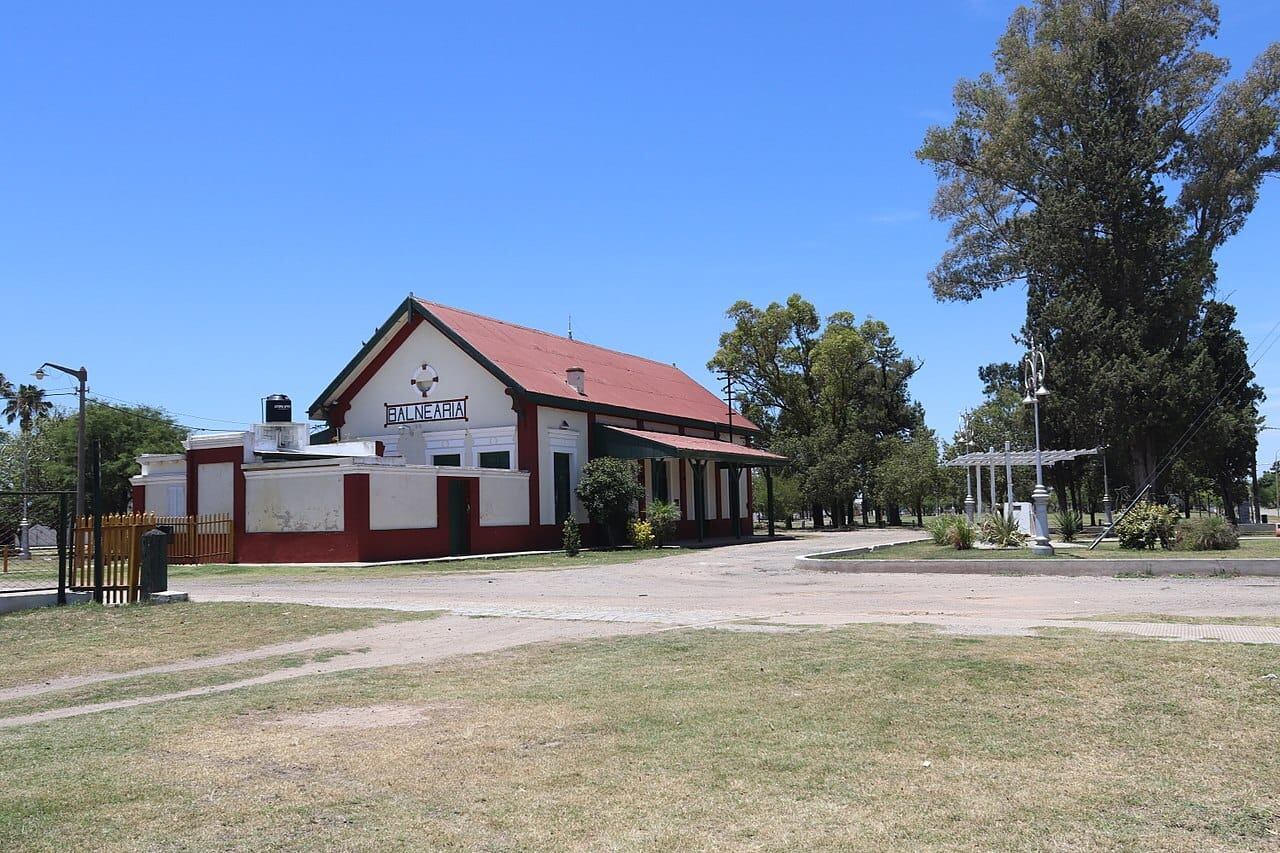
(811, 502), (824, 529)
(1182, 492), (1191, 518)
(1218, 476), (1238, 525)
(1130, 441), (1157, 495)
(887, 504), (902, 526)
(915, 501), (923, 527)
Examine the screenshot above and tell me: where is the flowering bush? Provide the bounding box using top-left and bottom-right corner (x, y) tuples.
(629, 519), (655, 549)
(1114, 502), (1179, 550)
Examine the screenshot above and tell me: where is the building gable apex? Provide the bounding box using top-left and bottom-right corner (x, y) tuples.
(307, 297), (525, 423)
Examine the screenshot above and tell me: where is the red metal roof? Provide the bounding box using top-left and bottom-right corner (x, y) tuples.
(599, 425), (786, 463)
(418, 299), (758, 431)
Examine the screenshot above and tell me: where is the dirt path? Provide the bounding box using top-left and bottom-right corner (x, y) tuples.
(0, 614), (656, 729)
(6, 529), (1280, 729)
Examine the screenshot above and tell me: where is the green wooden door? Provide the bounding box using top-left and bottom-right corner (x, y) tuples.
(553, 453), (572, 525)
(446, 479), (470, 556)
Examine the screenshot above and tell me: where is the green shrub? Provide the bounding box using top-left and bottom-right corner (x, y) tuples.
(576, 458), (644, 548)
(647, 500), (680, 546)
(1055, 510), (1084, 543)
(947, 518), (976, 550)
(980, 512), (1026, 547)
(629, 519), (655, 549)
(561, 517), (581, 556)
(1114, 502), (1179, 550)
(1175, 515), (1239, 551)
(924, 515), (958, 545)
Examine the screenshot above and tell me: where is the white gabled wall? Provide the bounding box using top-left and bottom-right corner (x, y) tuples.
(342, 318), (517, 443)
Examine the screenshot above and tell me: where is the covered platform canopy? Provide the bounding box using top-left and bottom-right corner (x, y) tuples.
(594, 424), (788, 540)
(945, 447), (1101, 467)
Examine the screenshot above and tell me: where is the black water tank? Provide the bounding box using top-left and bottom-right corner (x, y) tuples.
(265, 394), (292, 423)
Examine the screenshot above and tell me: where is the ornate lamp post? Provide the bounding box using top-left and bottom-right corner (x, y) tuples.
(1099, 443), (1113, 526)
(1023, 339), (1054, 555)
(960, 420), (975, 524)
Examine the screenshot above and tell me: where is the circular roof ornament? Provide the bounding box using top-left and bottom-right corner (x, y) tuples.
(411, 363), (439, 398)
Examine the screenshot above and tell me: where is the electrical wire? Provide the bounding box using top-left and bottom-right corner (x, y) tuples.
(1088, 313), (1280, 547)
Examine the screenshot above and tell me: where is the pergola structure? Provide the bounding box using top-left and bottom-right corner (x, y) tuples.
(945, 446), (1105, 523)
(945, 448), (1102, 467)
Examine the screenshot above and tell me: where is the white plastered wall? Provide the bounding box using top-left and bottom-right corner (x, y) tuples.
(368, 469), (438, 530)
(479, 473), (530, 527)
(245, 469), (345, 532)
(341, 317), (517, 442)
(197, 462), (234, 516)
(536, 406), (589, 525)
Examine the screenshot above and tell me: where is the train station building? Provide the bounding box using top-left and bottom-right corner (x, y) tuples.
(131, 297), (786, 563)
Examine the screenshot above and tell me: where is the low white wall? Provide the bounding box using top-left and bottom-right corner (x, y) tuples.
(480, 473), (530, 527)
(197, 462), (234, 516)
(369, 469), (438, 530)
(245, 469), (344, 533)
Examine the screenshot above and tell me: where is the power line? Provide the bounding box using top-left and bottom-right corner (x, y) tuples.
(87, 398), (228, 433)
(89, 391), (251, 427)
(1088, 313), (1280, 547)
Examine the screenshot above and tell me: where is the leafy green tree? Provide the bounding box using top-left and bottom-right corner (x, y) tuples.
(872, 430), (946, 526)
(3, 384), (53, 434)
(575, 457), (643, 548)
(41, 402), (187, 514)
(752, 471), (803, 528)
(710, 294), (924, 526)
(918, 0), (1277, 496)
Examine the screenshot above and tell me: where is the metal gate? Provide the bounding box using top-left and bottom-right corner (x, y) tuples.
(0, 490), (73, 606)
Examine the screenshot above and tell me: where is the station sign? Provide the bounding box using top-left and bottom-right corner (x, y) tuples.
(384, 396), (468, 426)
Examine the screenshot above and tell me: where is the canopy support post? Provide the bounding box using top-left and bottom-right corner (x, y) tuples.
(691, 460), (707, 542)
(765, 467), (775, 538)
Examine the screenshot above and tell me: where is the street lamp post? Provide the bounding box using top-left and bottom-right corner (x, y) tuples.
(33, 362), (88, 519)
(1023, 340), (1054, 556)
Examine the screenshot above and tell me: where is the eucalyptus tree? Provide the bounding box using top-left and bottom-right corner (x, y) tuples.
(918, 0), (1277, 495)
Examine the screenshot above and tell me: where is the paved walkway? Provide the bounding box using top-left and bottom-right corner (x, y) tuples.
(5, 528), (1280, 728)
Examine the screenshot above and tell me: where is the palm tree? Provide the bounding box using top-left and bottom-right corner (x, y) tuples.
(3, 384), (53, 433)
(0, 373), (13, 402)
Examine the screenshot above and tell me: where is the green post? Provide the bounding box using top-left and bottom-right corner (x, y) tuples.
(765, 468), (775, 538)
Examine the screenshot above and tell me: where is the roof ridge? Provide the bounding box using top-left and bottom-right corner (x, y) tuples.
(416, 298), (687, 373)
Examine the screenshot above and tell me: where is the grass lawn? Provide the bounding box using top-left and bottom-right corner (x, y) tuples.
(168, 546), (680, 583)
(830, 537), (1280, 560)
(2, 624), (1279, 849)
(0, 602), (437, 690)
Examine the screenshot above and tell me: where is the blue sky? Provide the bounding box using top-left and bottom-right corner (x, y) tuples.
(3, 1), (1278, 468)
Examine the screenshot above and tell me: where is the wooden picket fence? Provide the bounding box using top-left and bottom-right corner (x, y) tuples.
(73, 512), (235, 604)
(153, 514), (235, 565)
(74, 514), (147, 604)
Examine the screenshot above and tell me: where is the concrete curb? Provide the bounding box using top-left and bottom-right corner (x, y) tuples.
(795, 550), (1280, 577)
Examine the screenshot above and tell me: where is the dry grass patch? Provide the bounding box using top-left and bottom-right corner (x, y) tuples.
(0, 602), (436, 690)
(1, 626), (1278, 850)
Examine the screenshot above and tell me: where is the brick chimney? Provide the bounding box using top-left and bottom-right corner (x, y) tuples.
(566, 366), (586, 395)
